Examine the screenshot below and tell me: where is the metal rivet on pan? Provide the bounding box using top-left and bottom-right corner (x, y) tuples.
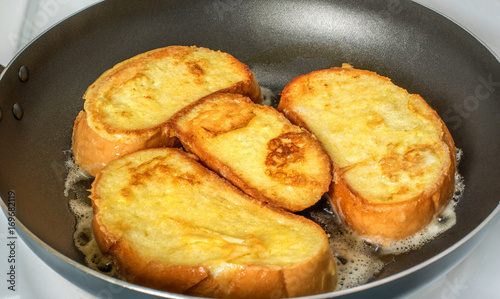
(12, 103), (24, 120)
(19, 66), (29, 82)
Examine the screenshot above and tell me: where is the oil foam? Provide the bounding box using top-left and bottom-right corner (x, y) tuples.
(65, 151), (120, 278)
(63, 138), (465, 292)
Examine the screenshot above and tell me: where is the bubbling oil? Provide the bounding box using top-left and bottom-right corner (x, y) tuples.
(64, 145), (464, 292)
(307, 148), (464, 290)
(260, 86), (277, 107)
(64, 151), (121, 278)
(308, 207), (386, 290)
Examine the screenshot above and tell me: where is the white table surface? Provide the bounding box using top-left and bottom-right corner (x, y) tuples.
(1, 0), (499, 298)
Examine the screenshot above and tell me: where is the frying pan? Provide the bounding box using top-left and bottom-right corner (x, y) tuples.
(1, 0), (499, 298)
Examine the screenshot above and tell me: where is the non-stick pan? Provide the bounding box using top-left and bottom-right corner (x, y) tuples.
(1, 0), (499, 298)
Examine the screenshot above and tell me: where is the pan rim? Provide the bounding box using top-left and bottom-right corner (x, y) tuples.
(413, 0), (500, 63)
(1, 0), (500, 297)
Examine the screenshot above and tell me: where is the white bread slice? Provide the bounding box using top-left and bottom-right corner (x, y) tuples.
(278, 65), (456, 245)
(170, 93), (332, 212)
(90, 148), (337, 298)
(72, 46), (262, 176)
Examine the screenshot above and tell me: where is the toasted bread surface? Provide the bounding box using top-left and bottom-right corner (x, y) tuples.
(170, 93), (332, 211)
(91, 148), (337, 298)
(278, 66), (456, 244)
(73, 45), (261, 176)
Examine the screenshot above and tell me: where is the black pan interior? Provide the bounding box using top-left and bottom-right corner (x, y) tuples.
(1, 0), (499, 290)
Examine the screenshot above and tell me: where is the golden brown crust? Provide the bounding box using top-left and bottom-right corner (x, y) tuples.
(73, 46), (261, 176)
(328, 94), (456, 244)
(170, 93), (332, 211)
(93, 219), (210, 293)
(90, 148), (337, 298)
(72, 111), (179, 176)
(83, 46), (262, 141)
(185, 249), (337, 299)
(279, 66), (457, 245)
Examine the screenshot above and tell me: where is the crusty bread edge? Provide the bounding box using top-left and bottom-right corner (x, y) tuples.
(185, 242), (337, 299)
(169, 93), (332, 212)
(73, 46), (262, 176)
(83, 46), (262, 143)
(329, 96), (457, 245)
(90, 147), (337, 298)
(278, 67), (457, 245)
(72, 110), (179, 176)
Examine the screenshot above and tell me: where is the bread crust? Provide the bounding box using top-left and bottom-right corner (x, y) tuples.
(72, 111), (179, 176)
(184, 246), (337, 299)
(72, 46), (261, 176)
(279, 66), (457, 245)
(170, 93), (332, 211)
(92, 218), (210, 293)
(328, 94), (456, 244)
(91, 148), (337, 298)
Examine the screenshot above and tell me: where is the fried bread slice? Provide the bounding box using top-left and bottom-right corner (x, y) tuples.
(72, 46), (262, 176)
(90, 148), (337, 298)
(170, 93), (332, 212)
(278, 65), (456, 245)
